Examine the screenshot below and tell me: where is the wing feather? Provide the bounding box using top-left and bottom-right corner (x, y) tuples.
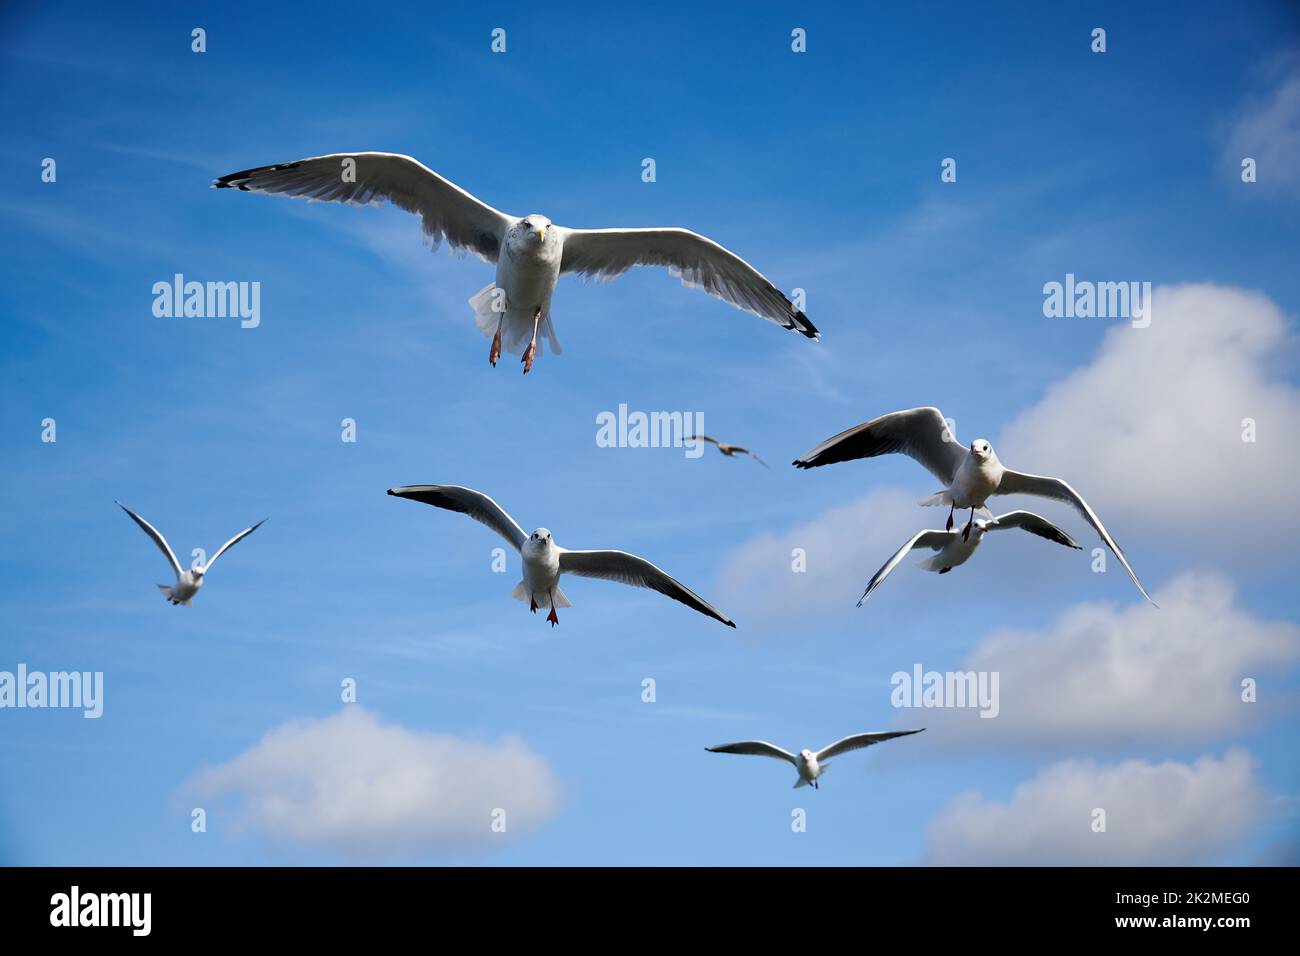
(705, 741), (797, 764)
(202, 519), (266, 573)
(387, 485), (527, 552)
(215, 152), (510, 262)
(793, 407), (965, 482)
(816, 729), (925, 762)
(858, 530), (954, 606)
(116, 502), (183, 579)
(558, 227), (817, 338)
(558, 549), (735, 627)
(986, 511), (1082, 550)
(993, 472), (1154, 604)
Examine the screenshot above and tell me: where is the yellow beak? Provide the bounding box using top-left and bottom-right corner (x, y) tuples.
(536, 229), (546, 241)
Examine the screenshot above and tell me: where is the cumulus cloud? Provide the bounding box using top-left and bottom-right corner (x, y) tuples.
(1000, 282), (1300, 540)
(924, 750), (1263, 865)
(716, 487), (937, 622)
(719, 283), (1300, 620)
(917, 570), (1300, 748)
(1223, 66), (1300, 198)
(183, 707), (562, 861)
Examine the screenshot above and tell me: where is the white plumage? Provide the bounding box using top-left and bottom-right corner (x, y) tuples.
(386, 484), (735, 627)
(706, 729), (925, 789)
(794, 406), (1155, 604)
(215, 152), (817, 373)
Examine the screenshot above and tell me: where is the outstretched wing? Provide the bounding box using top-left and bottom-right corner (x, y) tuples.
(993, 471), (1154, 604)
(731, 447), (769, 468)
(203, 519), (266, 573)
(558, 549), (735, 627)
(858, 530), (955, 606)
(558, 227), (817, 338)
(387, 485), (527, 552)
(705, 741), (797, 765)
(816, 728), (925, 762)
(116, 501), (182, 579)
(793, 407), (965, 482)
(987, 511), (1082, 550)
(214, 152), (511, 262)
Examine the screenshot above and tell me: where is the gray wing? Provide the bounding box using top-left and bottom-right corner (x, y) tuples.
(214, 152), (511, 262)
(705, 741), (797, 765)
(858, 530), (955, 606)
(557, 227), (818, 339)
(793, 407), (965, 482)
(737, 448), (770, 469)
(558, 549), (736, 627)
(986, 511), (1082, 550)
(993, 471), (1154, 604)
(203, 519), (266, 573)
(387, 485), (527, 552)
(816, 728), (925, 762)
(116, 502), (183, 580)
(686, 434), (721, 447)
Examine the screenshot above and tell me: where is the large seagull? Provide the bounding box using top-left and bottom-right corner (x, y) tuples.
(793, 406), (1155, 604)
(387, 485), (736, 627)
(214, 152), (818, 372)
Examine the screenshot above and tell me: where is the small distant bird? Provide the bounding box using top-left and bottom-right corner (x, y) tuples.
(214, 153), (817, 374)
(116, 502), (265, 606)
(387, 485), (735, 627)
(793, 406), (1153, 604)
(688, 434), (769, 468)
(858, 511), (1081, 605)
(706, 729), (925, 789)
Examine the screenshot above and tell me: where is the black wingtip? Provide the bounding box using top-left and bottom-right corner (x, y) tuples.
(792, 459), (812, 469)
(725, 620), (737, 629)
(789, 310), (820, 340)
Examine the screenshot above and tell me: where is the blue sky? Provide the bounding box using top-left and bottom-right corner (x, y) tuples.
(1, 0), (1298, 865)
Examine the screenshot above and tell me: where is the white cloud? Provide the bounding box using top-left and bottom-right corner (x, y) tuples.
(1224, 67), (1300, 198)
(919, 570), (1299, 748)
(183, 707), (562, 861)
(719, 282), (1300, 621)
(924, 750), (1263, 865)
(716, 487), (932, 622)
(999, 282), (1300, 541)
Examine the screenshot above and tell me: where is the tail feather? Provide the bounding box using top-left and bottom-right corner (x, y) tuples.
(918, 490), (952, 507)
(793, 777), (809, 789)
(510, 582), (572, 608)
(468, 283), (560, 357)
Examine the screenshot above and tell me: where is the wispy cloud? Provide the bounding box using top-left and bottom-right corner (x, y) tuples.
(1223, 62), (1300, 199)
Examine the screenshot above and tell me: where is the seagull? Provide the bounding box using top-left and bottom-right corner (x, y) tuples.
(858, 511), (1082, 605)
(792, 406), (1155, 604)
(687, 434), (769, 468)
(386, 485), (735, 627)
(116, 502), (265, 606)
(214, 152), (818, 373)
(706, 729), (925, 789)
